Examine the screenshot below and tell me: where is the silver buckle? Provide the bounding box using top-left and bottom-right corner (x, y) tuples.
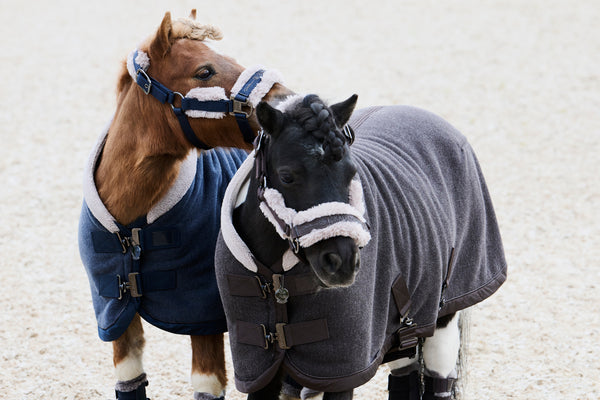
(136, 69), (152, 95)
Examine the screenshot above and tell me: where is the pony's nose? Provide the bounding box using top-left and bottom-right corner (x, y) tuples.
(320, 249), (360, 275)
(321, 252), (343, 275)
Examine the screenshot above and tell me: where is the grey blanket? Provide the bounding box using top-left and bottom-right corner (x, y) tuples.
(215, 105), (507, 393)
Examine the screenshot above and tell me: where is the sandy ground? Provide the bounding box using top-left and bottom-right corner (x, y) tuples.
(1, 1), (598, 399)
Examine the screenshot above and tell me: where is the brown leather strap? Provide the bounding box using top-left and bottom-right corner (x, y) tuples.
(226, 273), (318, 298)
(235, 319), (329, 350)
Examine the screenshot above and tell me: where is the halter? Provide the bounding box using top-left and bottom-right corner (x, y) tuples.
(129, 49), (283, 149)
(253, 129), (371, 257)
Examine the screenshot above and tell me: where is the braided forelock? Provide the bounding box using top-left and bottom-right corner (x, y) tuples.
(286, 95), (346, 162)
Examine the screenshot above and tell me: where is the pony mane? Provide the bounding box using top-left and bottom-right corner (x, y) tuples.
(171, 17), (223, 41)
(279, 94), (347, 162)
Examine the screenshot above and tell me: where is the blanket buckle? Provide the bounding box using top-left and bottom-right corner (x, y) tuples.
(117, 272), (142, 300)
(262, 323), (291, 350)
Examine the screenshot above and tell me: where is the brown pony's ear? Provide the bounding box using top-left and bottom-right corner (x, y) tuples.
(189, 9), (197, 19)
(330, 94), (358, 127)
(149, 12), (173, 60)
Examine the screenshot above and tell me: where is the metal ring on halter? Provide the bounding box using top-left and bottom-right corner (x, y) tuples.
(289, 238), (300, 254)
(170, 92), (185, 110)
(136, 69), (152, 95)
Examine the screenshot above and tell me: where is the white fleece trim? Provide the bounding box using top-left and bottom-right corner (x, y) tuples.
(282, 249), (301, 271)
(349, 178), (366, 216)
(258, 183), (367, 229)
(298, 221), (371, 248)
(82, 118), (119, 233)
(220, 151), (260, 272)
(230, 65), (284, 106)
(275, 94), (303, 112)
(184, 86), (228, 119)
(147, 149), (197, 223)
(83, 119), (197, 231)
(126, 49), (150, 80)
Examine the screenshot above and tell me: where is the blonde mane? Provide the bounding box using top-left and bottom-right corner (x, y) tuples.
(171, 17), (223, 42)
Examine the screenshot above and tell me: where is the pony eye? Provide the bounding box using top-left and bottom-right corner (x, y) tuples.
(195, 66), (214, 81)
(278, 171), (295, 184)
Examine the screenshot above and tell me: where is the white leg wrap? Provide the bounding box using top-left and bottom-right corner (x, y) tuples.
(191, 373), (223, 397)
(115, 354), (144, 382)
(423, 312), (461, 378)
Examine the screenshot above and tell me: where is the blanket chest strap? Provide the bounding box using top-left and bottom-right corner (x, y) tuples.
(236, 319), (329, 350)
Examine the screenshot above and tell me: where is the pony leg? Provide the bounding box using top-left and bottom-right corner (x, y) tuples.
(387, 352), (420, 400)
(113, 313), (148, 399)
(190, 334), (226, 399)
(247, 368), (283, 400)
(422, 312), (461, 400)
(322, 390), (353, 400)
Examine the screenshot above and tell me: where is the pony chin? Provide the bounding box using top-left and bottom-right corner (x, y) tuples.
(309, 263), (358, 289)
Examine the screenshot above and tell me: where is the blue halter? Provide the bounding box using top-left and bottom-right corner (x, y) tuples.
(132, 49), (263, 149)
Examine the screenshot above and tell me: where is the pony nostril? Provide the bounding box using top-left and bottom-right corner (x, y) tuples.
(322, 252), (342, 275)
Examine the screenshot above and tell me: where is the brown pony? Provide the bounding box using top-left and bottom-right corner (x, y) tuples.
(82, 10), (292, 400)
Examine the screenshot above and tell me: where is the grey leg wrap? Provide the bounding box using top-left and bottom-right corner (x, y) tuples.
(388, 371), (420, 400)
(193, 391), (225, 400)
(115, 373), (148, 400)
(422, 375), (455, 400)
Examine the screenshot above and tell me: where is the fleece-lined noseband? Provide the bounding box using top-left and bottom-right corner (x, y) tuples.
(253, 129), (371, 257)
(127, 49), (283, 149)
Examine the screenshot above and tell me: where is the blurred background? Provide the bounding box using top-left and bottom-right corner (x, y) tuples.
(0, 1), (598, 398)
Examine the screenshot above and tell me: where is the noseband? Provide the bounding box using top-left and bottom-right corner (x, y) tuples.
(128, 49), (283, 149)
(253, 129), (371, 257)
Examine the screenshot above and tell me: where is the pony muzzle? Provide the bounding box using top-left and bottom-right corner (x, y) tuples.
(258, 179), (371, 286)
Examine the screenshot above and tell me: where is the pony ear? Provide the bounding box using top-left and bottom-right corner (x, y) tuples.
(149, 12), (173, 60)
(330, 94), (358, 127)
(257, 102), (285, 137)
(189, 9), (197, 19)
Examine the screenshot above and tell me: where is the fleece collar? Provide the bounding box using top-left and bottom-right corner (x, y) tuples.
(82, 119), (197, 233)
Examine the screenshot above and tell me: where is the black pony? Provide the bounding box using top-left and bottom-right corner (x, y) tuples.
(215, 94), (507, 399)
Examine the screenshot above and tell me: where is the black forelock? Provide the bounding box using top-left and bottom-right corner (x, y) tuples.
(284, 94), (346, 162)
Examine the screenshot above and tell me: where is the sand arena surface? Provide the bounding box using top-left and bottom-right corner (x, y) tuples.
(0, 1), (598, 399)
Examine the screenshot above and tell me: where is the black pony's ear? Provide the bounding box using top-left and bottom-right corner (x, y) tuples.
(330, 94), (358, 127)
(256, 102), (285, 137)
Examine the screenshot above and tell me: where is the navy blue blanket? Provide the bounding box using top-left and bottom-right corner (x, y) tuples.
(79, 127), (247, 341)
